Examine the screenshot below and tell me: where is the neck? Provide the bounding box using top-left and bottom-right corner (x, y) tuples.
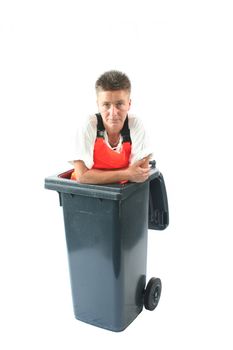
(107, 132), (120, 147)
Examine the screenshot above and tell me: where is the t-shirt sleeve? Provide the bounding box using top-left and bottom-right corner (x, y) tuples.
(129, 116), (153, 164)
(69, 115), (97, 169)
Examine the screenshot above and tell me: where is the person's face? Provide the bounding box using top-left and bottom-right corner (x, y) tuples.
(97, 90), (131, 134)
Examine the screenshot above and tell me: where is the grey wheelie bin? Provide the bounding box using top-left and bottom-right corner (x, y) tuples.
(44, 161), (169, 332)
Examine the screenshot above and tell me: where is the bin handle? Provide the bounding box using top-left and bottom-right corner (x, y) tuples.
(149, 160), (156, 169)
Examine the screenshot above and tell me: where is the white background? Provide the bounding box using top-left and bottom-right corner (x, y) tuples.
(0, 1), (233, 349)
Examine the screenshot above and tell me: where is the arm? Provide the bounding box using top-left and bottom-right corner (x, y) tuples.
(129, 116), (153, 165)
(74, 159), (150, 185)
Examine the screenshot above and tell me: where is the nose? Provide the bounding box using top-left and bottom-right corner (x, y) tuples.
(109, 104), (118, 117)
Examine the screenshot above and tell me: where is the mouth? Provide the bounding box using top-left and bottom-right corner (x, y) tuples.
(110, 121), (119, 124)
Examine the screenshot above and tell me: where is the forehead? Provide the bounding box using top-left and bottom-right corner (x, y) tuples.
(97, 90), (130, 102)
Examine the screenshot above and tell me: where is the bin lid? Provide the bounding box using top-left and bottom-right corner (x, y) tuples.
(44, 168), (160, 201)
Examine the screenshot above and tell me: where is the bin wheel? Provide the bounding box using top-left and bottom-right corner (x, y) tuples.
(144, 277), (162, 311)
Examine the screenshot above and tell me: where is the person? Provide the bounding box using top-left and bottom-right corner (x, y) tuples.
(70, 70), (152, 184)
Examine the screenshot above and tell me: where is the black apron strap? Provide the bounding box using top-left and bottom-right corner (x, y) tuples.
(121, 116), (132, 144)
(95, 113), (105, 138)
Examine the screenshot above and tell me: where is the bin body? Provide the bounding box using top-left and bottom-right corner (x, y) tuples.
(61, 183), (148, 331)
(45, 168), (168, 331)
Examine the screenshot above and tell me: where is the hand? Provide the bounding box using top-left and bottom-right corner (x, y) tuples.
(127, 159), (150, 183)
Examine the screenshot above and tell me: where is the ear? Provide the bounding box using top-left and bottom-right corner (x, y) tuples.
(128, 98), (132, 109)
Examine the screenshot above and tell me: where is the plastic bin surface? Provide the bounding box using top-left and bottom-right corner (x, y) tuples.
(44, 168), (168, 331)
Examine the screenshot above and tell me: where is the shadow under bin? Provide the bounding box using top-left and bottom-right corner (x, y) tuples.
(44, 161), (169, 331)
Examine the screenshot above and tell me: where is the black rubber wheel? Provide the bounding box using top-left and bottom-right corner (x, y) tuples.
(144, 277), (162, 311)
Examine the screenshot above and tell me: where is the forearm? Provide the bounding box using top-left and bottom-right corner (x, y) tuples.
(77, 168), (129, 185)
(74, 159), (149, 185)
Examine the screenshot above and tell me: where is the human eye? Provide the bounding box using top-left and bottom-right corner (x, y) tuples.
(116, 101), (124, 109)
(102, 102), (111, 109)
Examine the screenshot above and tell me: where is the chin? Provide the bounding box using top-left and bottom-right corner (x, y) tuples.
(109, 125), (122, 133)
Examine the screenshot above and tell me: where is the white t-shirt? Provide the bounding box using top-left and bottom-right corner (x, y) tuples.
(70, 114), (152, 169)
